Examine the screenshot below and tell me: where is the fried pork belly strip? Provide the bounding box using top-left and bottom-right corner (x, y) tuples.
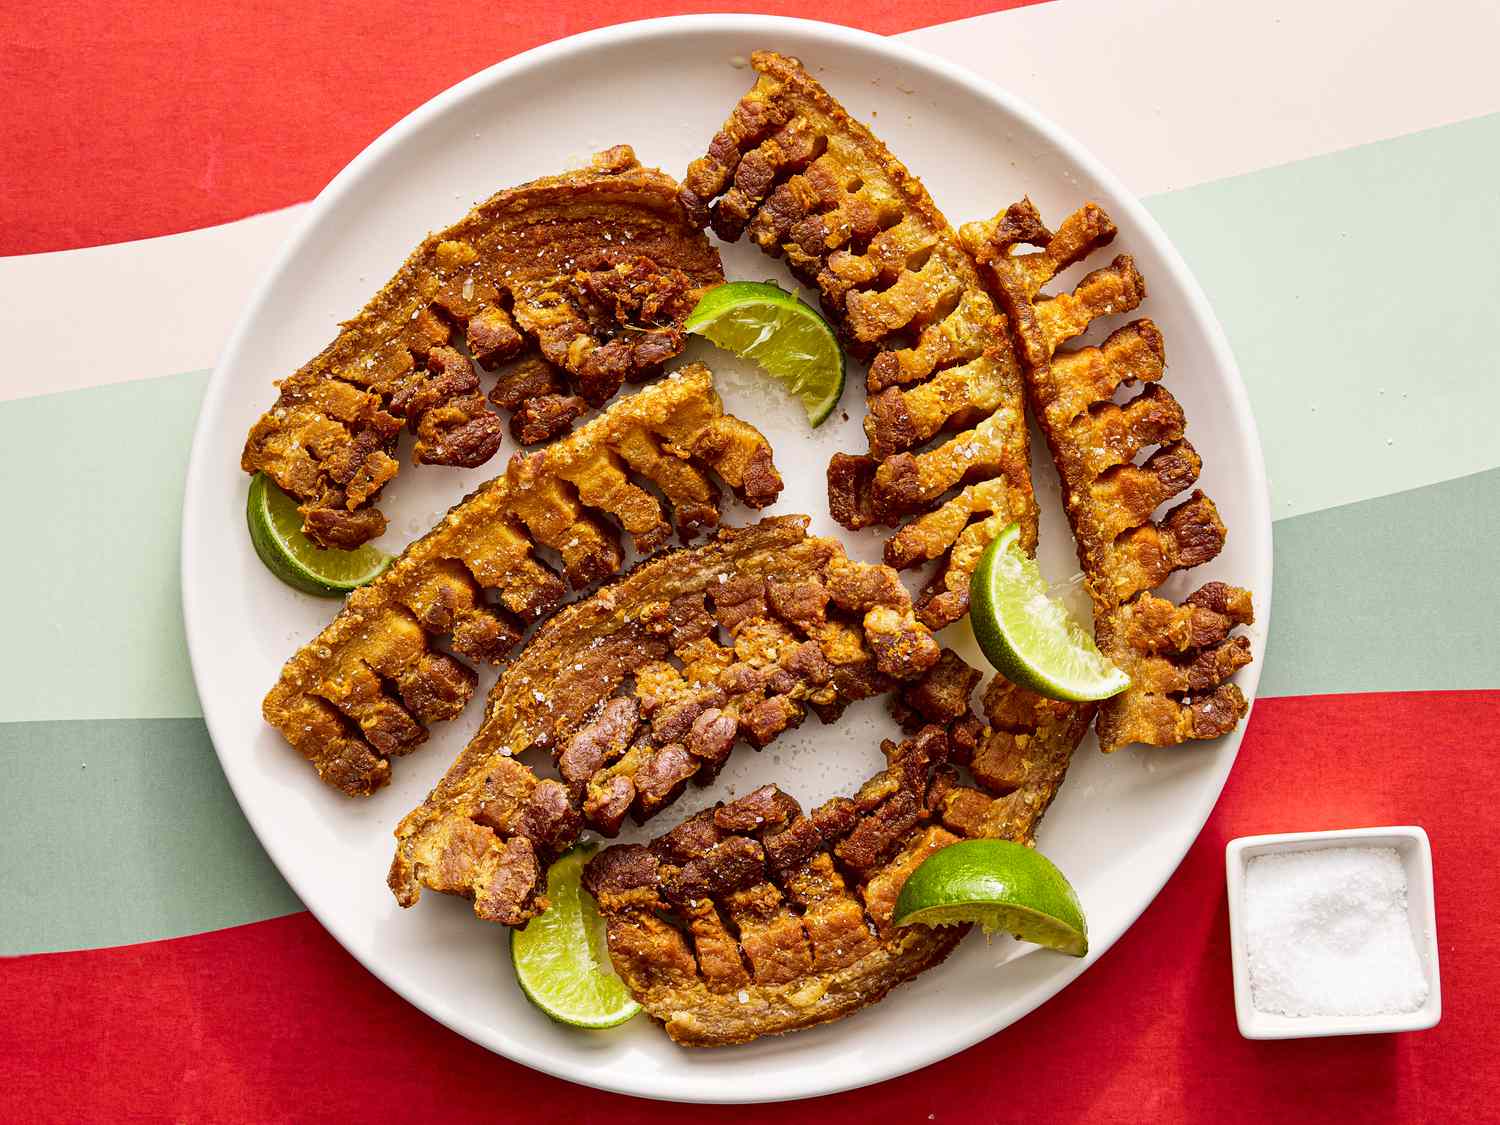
(263, 366), (780, 797)
(242, 146), (723, 548)
(680, 51), (1097, 854)
(885, 647), (1091, 841)
(961, 202), (1254, 751)
(584, 689), (1079, 1047)
(679, 50), (1040, 631)
(389, 515), (943, 928)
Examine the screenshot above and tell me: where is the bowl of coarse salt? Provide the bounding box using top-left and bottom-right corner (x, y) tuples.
(1225, 826), (1441, 1039)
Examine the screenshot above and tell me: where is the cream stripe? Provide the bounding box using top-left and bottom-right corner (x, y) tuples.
(1, 0), (1496, 402)
(905, 0), (1500, 196)
(0, 205), (306, 402)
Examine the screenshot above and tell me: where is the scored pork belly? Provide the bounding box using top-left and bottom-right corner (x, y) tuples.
(677, 48), (1101, 855)
(680, 50), (1045, 632)
(387, 515), (942, 928)
(262, 365), (780, 796)
(585, 686), (1082, 1047)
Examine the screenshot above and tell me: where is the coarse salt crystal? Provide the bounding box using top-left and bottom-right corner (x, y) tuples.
(1244, 846), (1427, 1018)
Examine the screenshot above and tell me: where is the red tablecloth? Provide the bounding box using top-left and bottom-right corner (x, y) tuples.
(7, 694), (1493, 1121)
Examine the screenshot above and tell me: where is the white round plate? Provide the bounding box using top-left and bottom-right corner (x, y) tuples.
(183, 15), (1271, 1104)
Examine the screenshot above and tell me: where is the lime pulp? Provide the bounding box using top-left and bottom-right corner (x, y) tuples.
(892, 838), (1088, 956)
(685, 280), (846, 426)
(510, 844), (641, 1029)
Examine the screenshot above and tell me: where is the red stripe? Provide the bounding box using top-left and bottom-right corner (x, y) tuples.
(0, 1), (1044, 256)
(4, 691), (1495, 1122)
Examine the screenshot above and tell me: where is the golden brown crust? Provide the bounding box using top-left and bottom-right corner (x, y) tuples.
(680, 51), (1037, 631)
(961, 202), (1254, 752)
(242, 147), (724, 547)
(263, 366), (781, 796)
(388, 516), (942, 928)
(583, 725), (964, 1046)
(584, 695), (1084, 1047)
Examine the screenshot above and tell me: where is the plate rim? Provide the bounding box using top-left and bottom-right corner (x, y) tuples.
(181, 12), (1273, 1103)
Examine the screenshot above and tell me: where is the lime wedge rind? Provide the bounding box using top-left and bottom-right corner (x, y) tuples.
(247, 473), (392, 597)
(895, 903), (1088, 956)
(685, 280), (846, 427)
(510, 844), (641, 1029)
(968, 523), (1130, 703)
(892, 839), (1089, 958)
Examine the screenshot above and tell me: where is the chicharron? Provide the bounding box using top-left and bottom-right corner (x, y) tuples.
(242, 147), (724, 548)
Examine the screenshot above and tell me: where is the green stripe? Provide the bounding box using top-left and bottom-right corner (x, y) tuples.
(0, 717), (300, 955)
(0, 370), (207, 723)
(1146, 111), (1500, 522)
(1262, 466), (1500, 697)
(6, 117), (1500, 725)
(5, 118), (1500, 954)
(4, 470), (1495, 955)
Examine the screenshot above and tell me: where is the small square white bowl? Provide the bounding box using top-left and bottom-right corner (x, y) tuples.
(1225, 826), (1441, 1040)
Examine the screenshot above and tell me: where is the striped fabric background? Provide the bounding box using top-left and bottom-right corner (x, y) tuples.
(2, 0), (1497, 1120)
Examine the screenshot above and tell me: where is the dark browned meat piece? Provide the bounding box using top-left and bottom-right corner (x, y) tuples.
(509, 393), (587, 445)
(242, 147), (724, 548)
(487, 353), (565, 411)
(558, 697), (639, 790)
(263, 366), (781, 796)
(387, 515), (941, 926)
(895, 648), (981, 727)
(390, 346), (506, 468)
(935, 675), (1094, 841)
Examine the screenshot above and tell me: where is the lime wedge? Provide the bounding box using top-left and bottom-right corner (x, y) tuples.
(685, 280), (845, 426)
(893, 839), (1088, 956)
(510, 844), (641, 1029)
(968, 522), (1129, 702)
(246, 473), (392, 597)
